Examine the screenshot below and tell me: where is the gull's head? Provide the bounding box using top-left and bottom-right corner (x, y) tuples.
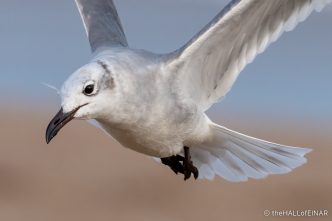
(46, 60), (118, 144)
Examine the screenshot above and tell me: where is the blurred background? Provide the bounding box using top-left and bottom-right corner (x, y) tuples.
(0, 0), (331, 220)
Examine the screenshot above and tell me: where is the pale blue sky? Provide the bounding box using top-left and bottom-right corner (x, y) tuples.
(1, 0), (331, 125)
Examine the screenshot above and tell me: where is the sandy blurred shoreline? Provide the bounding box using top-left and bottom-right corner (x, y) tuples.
(0, 109), (331, 221)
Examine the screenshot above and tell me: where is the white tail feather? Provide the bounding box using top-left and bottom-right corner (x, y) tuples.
(191, 123), (312, 181)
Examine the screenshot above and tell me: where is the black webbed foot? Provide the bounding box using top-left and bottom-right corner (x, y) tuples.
(160, 146), (199, 180)
(161, 155), (184, 175)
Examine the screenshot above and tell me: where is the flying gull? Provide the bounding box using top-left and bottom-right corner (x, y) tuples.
(46, 0), (331, 181)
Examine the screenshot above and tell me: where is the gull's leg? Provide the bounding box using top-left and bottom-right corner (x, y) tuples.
(161, 155), (184, 175)
(183, 146), (199, 180)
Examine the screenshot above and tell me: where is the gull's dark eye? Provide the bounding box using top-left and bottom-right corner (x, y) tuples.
(83, 83), (95, 96)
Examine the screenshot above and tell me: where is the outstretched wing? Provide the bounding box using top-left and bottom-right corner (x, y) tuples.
(166, 0), (330, 111)
(75, 0), (128, 52)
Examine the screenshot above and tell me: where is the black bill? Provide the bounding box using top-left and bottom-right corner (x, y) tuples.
(45, 106), (82, 144)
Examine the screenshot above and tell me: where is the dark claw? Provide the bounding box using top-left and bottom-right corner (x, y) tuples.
(193, 167), (199, 179)
(184, 170), (191, 180)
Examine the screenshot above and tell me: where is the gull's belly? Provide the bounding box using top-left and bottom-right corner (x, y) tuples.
(98, 122), (184, 157)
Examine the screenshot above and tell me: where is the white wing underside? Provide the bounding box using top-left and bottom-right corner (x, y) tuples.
(166, 0), (331, 111)
(74, 0), (128, 52)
